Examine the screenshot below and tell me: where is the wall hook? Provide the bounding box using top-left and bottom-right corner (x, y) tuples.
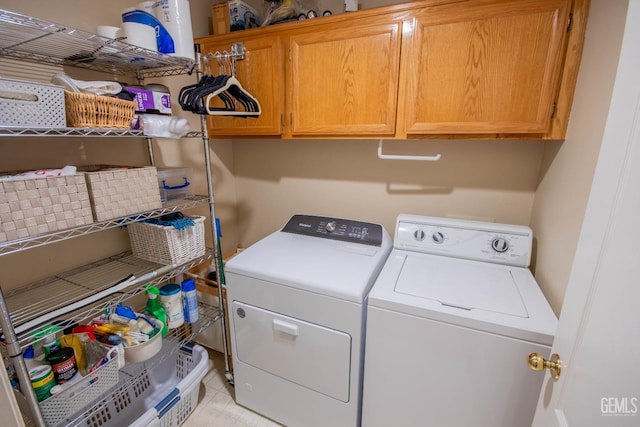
(377, 140), (441, 161)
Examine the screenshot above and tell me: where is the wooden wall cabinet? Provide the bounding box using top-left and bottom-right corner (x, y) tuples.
(196, 0), (586, 140)
(398, 0), (573, 137)
(286, 21), (402, 137)
(200, 35), (285, 136)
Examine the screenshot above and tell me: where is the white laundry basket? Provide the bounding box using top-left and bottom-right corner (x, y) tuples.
(76, 341), (210, 427)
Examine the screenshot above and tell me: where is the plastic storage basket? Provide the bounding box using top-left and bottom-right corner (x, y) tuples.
(0, 78), (66, 128)
(38, 347), (120, 427)
(77, 342), (210, 427)
(128, 216), (206, 265)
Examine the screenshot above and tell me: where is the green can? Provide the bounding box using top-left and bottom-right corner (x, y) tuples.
(29, 365), (54, 402)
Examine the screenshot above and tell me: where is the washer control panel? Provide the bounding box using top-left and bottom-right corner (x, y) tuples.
(282, 214), (384, 247)
(394, 214), (533, 267)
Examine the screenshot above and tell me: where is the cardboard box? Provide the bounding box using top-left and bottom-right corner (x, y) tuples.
(212, 1), (260, 35)
(125, 86), (172, 115)
(212, 2), (231, 35)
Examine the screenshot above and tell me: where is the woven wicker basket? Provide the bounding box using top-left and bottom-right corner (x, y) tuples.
(0, 173), (93, 242)
(64, 91), (136, 129)
(128, 215), (206, 265)
(81, 166), (162, 221)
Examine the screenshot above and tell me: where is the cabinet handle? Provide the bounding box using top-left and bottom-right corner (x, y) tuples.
(377, 140), (441, 161)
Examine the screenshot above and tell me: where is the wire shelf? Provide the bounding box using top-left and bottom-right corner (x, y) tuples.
(3, 249), (215, 347)
(0, 127), (203, 138)
(0, 9), (195, 78)
(0, 196), (210, 256)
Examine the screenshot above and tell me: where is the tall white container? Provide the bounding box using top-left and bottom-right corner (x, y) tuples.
(151, 0), (195, 61)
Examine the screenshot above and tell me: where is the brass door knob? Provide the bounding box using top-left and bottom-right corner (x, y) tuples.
(527, 352), (562, 380)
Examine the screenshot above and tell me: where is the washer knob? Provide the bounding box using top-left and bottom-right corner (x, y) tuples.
(492, 237), (509, 253)
(414, 229), (426, 241)
(432, 231), (445, 244)
(326, 221), (337, 233)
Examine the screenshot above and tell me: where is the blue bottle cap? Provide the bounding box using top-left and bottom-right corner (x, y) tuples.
(181, 278), (196, 292)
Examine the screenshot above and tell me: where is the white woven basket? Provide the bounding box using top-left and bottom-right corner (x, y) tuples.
(0, 173), (93, 242)
(128, 215), (206, 265)
(82, 166), (162, 221)
(0, 78), (66, 128)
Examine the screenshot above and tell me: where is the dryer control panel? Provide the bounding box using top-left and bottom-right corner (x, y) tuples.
(394, 214), (532, 267)
(282, 214), (384, 247)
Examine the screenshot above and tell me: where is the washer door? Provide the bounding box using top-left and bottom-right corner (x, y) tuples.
(232, 301), (352, 402)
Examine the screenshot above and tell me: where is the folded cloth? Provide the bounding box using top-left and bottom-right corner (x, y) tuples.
(51, 73), (122, 95)
(0, 165), (77, 181)
(143, 215), (195, 230)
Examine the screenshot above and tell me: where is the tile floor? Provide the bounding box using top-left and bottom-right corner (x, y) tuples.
(186, 349), (282, 427)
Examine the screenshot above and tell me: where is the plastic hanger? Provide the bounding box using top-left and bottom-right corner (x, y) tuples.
(204, 76), (261, 117)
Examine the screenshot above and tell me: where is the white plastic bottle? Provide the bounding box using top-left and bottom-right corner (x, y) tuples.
(181, 279), (199, 323)
(159, 284), (185, 329)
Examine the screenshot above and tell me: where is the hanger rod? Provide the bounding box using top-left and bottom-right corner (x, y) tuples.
(377, 140), (441, 161)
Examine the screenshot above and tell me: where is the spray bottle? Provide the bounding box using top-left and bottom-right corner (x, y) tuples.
(144, 285), (169, 336)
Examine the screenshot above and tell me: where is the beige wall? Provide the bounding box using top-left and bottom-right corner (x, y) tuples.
(233, 138), (543, 245)
(530, 0), (629, 314)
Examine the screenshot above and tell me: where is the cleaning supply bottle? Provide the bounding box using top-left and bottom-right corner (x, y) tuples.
(145, 285), (168, 336)
(181, 278), (199, 323)
(22, 345), (44, 371)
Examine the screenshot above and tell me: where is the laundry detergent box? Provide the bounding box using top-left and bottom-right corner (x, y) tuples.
(125, 86), (172, 115)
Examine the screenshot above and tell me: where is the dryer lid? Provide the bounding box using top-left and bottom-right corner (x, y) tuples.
(394, 256), (528, 318)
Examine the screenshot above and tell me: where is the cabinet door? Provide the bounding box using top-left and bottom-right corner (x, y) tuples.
(201, 36), (284, 136)
(401, 0), (571, 135)
(288, 22), (402, 136)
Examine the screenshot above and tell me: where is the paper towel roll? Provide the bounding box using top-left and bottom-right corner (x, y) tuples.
(122, 8), (176, 55)
(121, 8), (160, 52)
(152, 0), (195, 61)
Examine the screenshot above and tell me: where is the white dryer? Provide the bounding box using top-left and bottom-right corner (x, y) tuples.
(225, 214), (391, 427)
(362, 214), (557, 427)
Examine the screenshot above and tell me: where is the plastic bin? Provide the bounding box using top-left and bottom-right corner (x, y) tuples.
(77, 341), (210, 427)
(157, 168), (194, 202)
(0, 78), (66, 128)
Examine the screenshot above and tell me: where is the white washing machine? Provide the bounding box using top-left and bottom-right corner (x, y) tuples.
(362, 214), (558, 427)
(225, 214), (391, 427)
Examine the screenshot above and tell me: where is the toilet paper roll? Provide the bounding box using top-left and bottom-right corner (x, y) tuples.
(152, 0), (195, 61)
(123, 7), (175, 55)
(117, 20), (158, 52)
(96, 25), (120, 39)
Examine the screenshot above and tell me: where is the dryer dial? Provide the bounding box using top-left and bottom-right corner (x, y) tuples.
(491, 237), (509, 253)
(414, 229), (426, 241)
(432, 231), (445, 244)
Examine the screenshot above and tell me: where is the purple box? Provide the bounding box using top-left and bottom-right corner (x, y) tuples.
(125, 86), (172, 114)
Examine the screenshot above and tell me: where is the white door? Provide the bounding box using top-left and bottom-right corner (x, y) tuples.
(532, 1), (640, 425)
